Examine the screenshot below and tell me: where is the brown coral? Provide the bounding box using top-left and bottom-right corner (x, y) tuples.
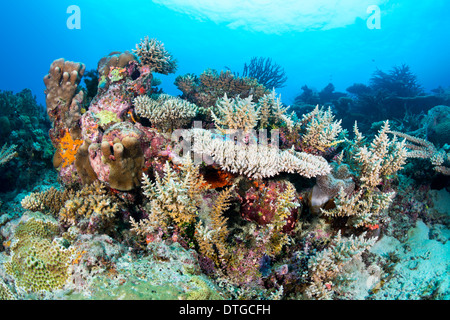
(175, 69), (269, 119)
(133, 36), (177, 75)
(58, 181), (119, 234)
(101, 135), (144, 191)
(44, 58), (86, 142)
(21, 187), (73, 216)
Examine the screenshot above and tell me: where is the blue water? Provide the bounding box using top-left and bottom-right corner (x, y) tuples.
(1, 0), (449, 106)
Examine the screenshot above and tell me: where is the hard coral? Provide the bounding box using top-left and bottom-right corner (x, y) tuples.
(99, 123), (145, 191)
(44, 58), (85, 140)
(134, 94), (198, 132)
(175, 69), (269, 121)
(133, 36), (177, 75)
(5, 213), (76, 293)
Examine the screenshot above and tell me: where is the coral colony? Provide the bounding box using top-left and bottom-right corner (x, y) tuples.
(0, 36), (449, 300)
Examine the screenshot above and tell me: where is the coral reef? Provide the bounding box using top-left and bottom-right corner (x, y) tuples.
(133, 36), (177, 75)
(175, 69), (269, 121)
(0, 90), (53, 192)
(321, 121), (408, 228)
(304, 231), (377, 299)
(388, 130), (450, 176)
(1, 35), (448, 302)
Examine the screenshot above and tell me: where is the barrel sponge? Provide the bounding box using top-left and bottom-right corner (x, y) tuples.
(101, 135), (144, 191)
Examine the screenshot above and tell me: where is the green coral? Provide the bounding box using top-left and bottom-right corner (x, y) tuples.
(4, 213), (76, 293)
(0, 278), (15, 300)
(184, 276), (223, 300)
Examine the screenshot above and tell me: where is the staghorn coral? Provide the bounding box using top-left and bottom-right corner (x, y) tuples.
(322, 121), (407, 228)
(297, 105), (344, 154)
(21, 187), (73, 216)
(388, 130), (450, 175)
(189, 128), (331, 179)
(304, 231), (377, 300)
(0, 143), (18, 166)
(211, 94), (260, 134)
(174, 73), (197, 95)
(323, 187), (396, 228)
(195, 185), (235, 267)
(352, 121), (407, 188)
(58, 181), (119, 234)
(138, 157), (209, 234)
(257, 89), (295, 131)
(134, 94), (198, 132)
(4, 213), (77, 293)
(133, 36), (177, 75)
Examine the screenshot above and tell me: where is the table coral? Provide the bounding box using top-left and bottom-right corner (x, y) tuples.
(134, 94), (198, 132)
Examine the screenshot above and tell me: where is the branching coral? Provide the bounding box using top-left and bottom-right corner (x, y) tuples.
(211, 94), (260, 134)
(322, 121), (408, 228)
(352, 121), (408, 188)
(58, 181), (119, 234)
(139, 157), (209, 233)
(133, 36), (177, 75)
(195, 186), (235, 266)
(189, 128), (331, 179)
(243, 181), (300, 257)
(21, 187), (73, 216)
(388, 130), (450, 175)
(0, 143), (17, 166)
(305, 231), (377, 300)
(175, 69), (269, 117)
(297, 105), (344, 154)
(257, 89), (295, 131)
(134, 94), (198, 132)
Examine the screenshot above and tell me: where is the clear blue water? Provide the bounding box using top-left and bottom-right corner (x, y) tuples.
(1, 0), (449, 106)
